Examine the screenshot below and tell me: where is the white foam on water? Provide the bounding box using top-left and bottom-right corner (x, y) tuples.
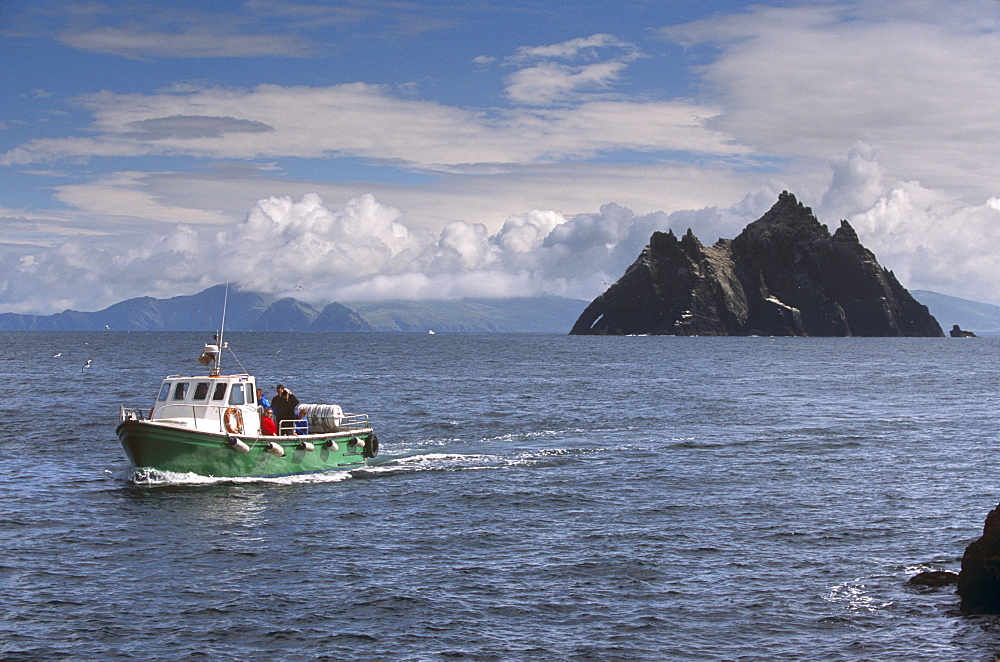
(113, 466), (354, 487)
(825, 580), (894, 613)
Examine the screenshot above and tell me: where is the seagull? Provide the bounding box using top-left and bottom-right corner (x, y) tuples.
(294, 285), (303, 291)
(82, 359), (91, 372)
(53, 352), (61, 358)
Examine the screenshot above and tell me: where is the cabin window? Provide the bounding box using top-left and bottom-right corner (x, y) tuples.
(172, 382), (189, 401)
(193, 382), (210, 401)
(212, 383), (227, 401)
(228, 384), (246, 405)
(157, 383), (170, 402)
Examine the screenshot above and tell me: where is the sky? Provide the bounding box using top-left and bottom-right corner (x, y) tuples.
(2, 0), (999, 315)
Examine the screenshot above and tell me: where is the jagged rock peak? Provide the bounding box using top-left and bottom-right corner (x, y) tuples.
(649, 229), (680, 257)
(833, 219), (860, 243)
(740, 190), (827, 239)
(681, 228), (703, 252)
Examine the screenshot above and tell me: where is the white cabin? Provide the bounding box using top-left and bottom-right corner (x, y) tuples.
(150, 373), (261, 436)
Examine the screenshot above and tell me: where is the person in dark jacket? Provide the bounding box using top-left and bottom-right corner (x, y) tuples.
(272, 384), (300, 435)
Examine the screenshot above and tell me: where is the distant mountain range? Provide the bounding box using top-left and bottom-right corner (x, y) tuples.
(0, 285), (588, 333)
(911, 290), (1000, 336)
(0, 283), (993, 334)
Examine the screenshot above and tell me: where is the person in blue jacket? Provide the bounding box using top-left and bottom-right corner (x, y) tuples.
(294, 409), (310, 435)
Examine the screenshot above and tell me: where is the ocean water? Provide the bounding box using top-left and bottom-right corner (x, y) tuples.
(1, 331), (998, 661)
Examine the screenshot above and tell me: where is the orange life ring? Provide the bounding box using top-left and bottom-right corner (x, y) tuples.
(223, 407), (244, 434)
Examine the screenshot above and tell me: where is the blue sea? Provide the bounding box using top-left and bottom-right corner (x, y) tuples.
(1, 331), (998, 661)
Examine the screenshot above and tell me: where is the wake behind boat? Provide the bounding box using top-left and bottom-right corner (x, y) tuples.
(117, 339), (378, 478)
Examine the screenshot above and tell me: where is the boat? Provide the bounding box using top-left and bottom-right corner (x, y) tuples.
(117, 339), (378, 478)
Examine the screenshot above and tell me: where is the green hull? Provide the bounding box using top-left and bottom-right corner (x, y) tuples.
(117, 420), (375, 478)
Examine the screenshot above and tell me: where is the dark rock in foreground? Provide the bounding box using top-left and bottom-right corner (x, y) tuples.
(959, 503), (1000, 614)
(950, 324), (977, 338)
(908, 570), (958, 587)
(570, 192), (943, 337)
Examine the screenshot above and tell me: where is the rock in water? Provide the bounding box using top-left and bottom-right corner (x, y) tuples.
(959, 503), (1000, 614)
(908, 570), (958, 587)
(950, 324), (977, 338)
(570, 192), (943, 337)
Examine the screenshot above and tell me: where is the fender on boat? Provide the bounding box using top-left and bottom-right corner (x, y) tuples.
(227, 437), (251, 454)
(364, 433), (379, 458)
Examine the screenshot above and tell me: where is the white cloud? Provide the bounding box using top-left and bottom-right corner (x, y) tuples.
(4, 2), (1000, 316)
(59, 27), (312, 59)
(1, 83), (742, 168)
(660, 0), (1000, 197)
(849, 182), (1000, 304)
(818, 142), (884, 220)
(504, 60), (631, 106)
(3, 143), (999, 317)
(53, 172), (235, 228)
(503, 33), (642, 105)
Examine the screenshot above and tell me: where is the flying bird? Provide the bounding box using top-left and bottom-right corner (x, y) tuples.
(82, 359), (91, 372)
(53, 352), (61, 358)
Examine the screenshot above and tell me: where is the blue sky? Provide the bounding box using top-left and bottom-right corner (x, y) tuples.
(2, 0), (999, 314)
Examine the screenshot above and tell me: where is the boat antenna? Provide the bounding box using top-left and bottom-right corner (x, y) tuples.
(217, 282), (230, 374)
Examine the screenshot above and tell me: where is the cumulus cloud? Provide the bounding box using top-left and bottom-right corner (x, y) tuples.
(848, 183), (1000, 303)
(0, 179), (769, 315)
(0, 149), (997, 315)
(818, 142), (884, 220)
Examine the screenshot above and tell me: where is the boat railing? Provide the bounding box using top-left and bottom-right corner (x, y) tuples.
(340, 413), (370, 431)
(277, 413), (370, 436)
(119, 406), (148, 422)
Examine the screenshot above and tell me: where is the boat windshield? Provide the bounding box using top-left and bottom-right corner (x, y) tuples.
(172, 383), (188, 400)
(193, 381), (210, 401)
(228, 384), (247, 405)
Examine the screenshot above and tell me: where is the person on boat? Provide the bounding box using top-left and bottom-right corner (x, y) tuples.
(272, 384), (299, 435)
(294, 408), (310, 435)
(256, 388), (270, 413)
(260, 408), (278, 435)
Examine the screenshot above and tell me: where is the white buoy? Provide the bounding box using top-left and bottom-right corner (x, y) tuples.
(228, 438), (250, 454)
(265, 441), (285, 457)
(297, 441), (315, 452)
(324, 440), (339, 451)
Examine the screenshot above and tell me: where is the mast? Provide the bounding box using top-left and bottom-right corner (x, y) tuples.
(217, 282), (229, 375)
(197, 283), (229, 377)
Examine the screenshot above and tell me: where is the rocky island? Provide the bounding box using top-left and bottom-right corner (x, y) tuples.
(571, 192), (943, 337)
